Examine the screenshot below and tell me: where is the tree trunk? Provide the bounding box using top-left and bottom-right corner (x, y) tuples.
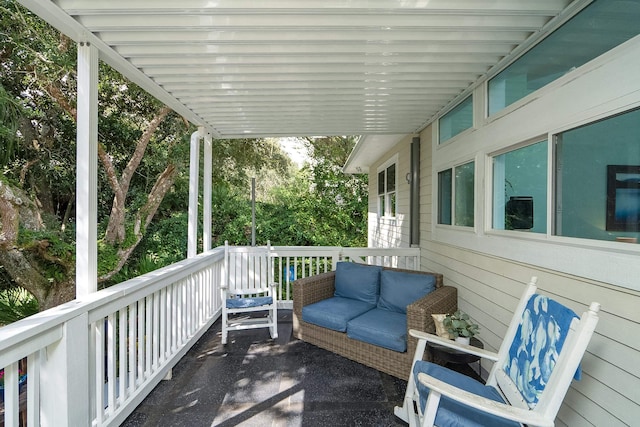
(0, 180), (73, 309)
(98, 163), (178, 282)
(102, 106), (172, 245)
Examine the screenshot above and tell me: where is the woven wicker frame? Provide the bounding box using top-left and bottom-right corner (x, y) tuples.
(293, 267), (457, 381)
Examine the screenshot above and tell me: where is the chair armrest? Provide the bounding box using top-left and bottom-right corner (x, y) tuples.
(417, 373), (553, 427)
(293, 271), (336, 315)
(409, 329), (499, 361)
(406, 285), (457, 359)
(407, 286), (457, 332)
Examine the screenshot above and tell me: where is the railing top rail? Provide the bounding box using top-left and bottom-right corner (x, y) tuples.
(341, 247), (420, 255)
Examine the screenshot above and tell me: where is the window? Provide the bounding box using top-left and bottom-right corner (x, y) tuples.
(438, 169), (452, 225)
(492, 141), (547, 233)
(439, 96), (473, 144)
(488, 0), (640, 116)
(378, 162), (396, 217)
(554, 108), (640, 242)
(438, 161), (475, 227)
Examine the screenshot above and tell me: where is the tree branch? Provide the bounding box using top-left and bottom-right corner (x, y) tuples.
(120, 106), (171, 196)
(98, 163), (177, 282)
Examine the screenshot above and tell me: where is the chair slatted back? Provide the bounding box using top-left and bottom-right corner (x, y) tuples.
(488, 278), (599, 418)
(225, 242), (272, 296)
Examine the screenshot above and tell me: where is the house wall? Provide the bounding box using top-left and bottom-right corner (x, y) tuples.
(368, 139), (413, 249)
(367, 36), (640, 426)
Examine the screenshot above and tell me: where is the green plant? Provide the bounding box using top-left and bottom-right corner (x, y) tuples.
(0, 288), (39, 326)
(443, 310), (479, 338)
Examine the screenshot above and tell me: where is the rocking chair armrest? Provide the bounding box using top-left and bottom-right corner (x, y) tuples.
(409, 329), (499, 361)
(417, 373), (553, 427)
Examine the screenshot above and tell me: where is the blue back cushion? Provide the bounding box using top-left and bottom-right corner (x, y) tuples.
(377, 270), (436, 313)
(334, 262), (382, 305)
(503, 294), (579, 408)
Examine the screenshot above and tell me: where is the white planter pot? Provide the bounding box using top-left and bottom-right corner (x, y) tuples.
(455, 336), (470, 345)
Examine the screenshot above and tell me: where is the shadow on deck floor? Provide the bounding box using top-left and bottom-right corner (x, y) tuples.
(122, 310), (409, 426)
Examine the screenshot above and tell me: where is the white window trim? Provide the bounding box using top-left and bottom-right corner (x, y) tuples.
(377, 155), (398, 219)
(436, 158), (477, 230)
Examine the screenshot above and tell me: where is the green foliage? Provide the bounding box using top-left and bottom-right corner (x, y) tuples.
(97, 240), (119, 278)
(17, 227), (74, 259)
(0, 84), (23, 165)
(209, 137), (368, 248)
(0, 287), (39, 325)
(443, 310), (480, 338)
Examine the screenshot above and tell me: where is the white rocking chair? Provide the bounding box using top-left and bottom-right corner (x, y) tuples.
(221, 241), (278, 345)
(395, 276), (600, 427)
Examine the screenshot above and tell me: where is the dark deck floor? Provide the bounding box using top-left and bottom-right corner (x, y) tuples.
(122, 310), (409, 426)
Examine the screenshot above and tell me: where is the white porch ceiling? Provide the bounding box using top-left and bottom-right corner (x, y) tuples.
(20, 0), (576, 139)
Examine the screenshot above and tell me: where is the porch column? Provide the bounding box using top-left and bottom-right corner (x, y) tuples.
(203, 133), (213, 251)
(187, 128), (204, 258)
(76, 42), (98, 296)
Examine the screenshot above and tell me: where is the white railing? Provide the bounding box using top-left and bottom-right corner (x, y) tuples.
(270, 246), (420, 306)
(0, 245), (418, 426)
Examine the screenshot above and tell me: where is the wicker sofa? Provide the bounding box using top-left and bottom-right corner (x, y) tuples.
(293, 265), (457, 381)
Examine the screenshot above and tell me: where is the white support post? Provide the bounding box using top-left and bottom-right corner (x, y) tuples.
(203, 133), (213, 252)
(76, 42), (99, 296)
(40, 312), (90, 426)
(187, 128), (203, 258)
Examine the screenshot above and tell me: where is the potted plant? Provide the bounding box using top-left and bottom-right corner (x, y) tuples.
(443, 310), (479, 345)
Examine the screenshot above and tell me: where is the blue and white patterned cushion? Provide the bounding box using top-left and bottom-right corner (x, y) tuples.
(226, 296), (273, 309)
(504, 294), (579, 408)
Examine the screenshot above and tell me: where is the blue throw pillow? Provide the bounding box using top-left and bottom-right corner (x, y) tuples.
(334, 262), (382, 305)
(503, 294), (579, 408)
(377, 270), (436, 313)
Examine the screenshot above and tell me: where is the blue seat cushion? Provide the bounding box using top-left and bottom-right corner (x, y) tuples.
(334, 262), (382, 305)
(302, 297), (375, 332)
(346, 308), (407, 352)
(226, 296), (273, 309)
(413, 361), (520, 427)
(377, 270), (436, 314)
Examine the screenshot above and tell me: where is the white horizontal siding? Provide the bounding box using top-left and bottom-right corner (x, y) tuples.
(409, 127), (640, 426)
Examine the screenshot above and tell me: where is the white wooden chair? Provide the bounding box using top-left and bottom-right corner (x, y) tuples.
(394, 276), (600, 427)
(221, 241), (278, 345)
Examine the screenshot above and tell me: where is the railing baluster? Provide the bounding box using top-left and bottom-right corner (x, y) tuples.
(137, 300), (145, 385)
(95, 319), (105, 424)
(107, 314), (116, 415)
(119, 308), (127, 406)
(4, 361), (19, 426)
(128, 302), (136, 397)
(145, 294), (152, 377)
(27, 351), (41, 426)
(153, 291), (160, 371)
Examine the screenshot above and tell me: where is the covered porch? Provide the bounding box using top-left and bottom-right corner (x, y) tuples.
(2, 0), (639, 426)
